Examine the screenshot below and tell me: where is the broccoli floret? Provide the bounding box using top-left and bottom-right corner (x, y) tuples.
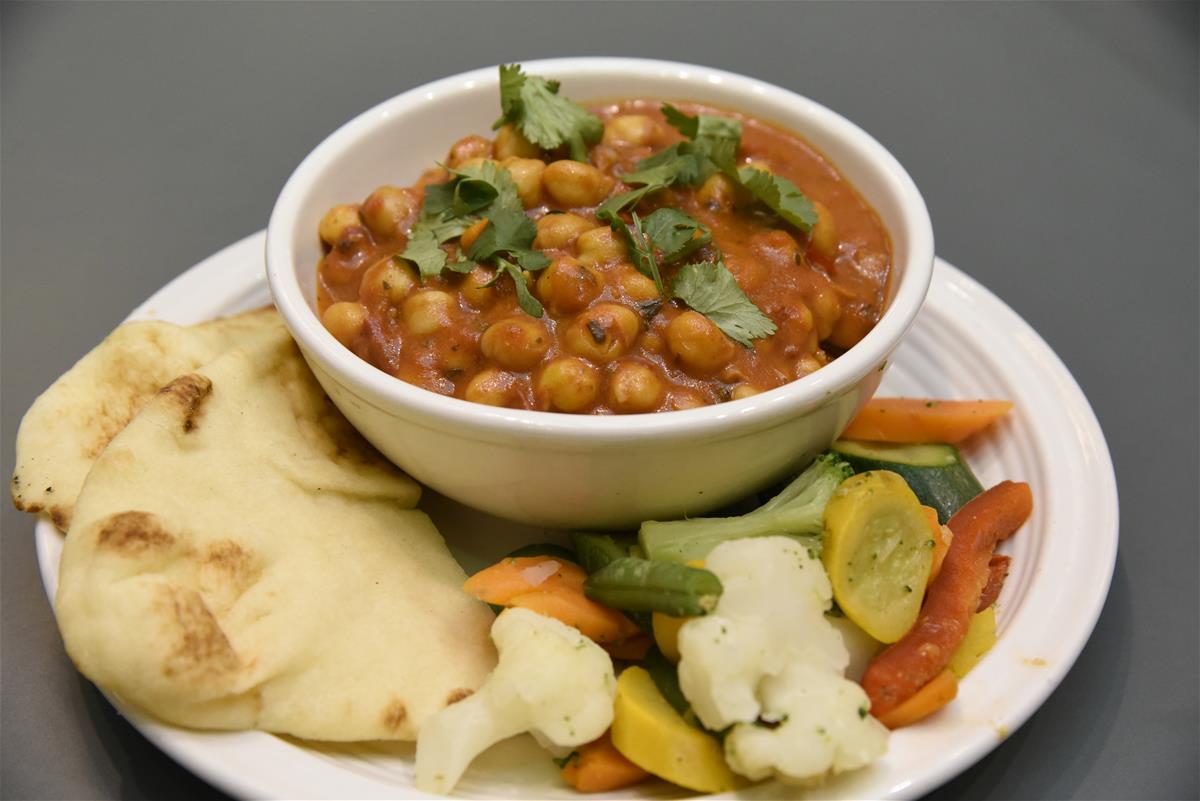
(638, 453), (853, 564)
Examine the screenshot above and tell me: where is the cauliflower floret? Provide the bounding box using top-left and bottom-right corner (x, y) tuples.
(677, 537), (888, 784)
(725, 663), (886, 782)
(415, 607), (616, 794)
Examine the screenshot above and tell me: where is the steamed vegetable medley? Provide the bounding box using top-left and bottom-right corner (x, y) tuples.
(414, 397), (1032, 794)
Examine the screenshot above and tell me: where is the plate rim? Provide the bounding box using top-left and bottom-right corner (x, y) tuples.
(33, 229), (1119, 800)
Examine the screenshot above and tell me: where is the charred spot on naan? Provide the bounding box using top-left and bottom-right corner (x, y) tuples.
(157, 373), (213, 433)
(160, 586), (240, 680)
(97, 511), (175, 553)
(445, 688), (473, 705)
(197, 540), (263, 611)
(382, 698), (409, 731)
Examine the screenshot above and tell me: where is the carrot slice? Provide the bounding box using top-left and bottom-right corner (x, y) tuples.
(875, 669), (958, 729)
(976, 554), (1011, 612)
(507, 590), (640, 644)
(922, 506), (953, 584)
(862, 481), (1032, 716)
(561, 732), (651, 793)
(841, 398), (1014, 443)
(603, 633), (654, 661)
(463, 556), (587, 605)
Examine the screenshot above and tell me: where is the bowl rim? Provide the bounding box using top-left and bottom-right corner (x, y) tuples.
(266, 56), (934, 442)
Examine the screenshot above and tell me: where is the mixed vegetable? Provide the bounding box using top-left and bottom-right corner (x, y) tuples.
(414, 397), (1031, 794)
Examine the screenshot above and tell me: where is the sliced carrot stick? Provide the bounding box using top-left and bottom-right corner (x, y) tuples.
(922, 506), (953, 584)
(602, 633), (653, 661)
(841, 398), (1014, 443)
(561, 731), (651, 793)
(508, 590), (640, 644)
(875, 669), (958, 729)
(862, 481), (1032, 716)
(976, 554), (1011, 612)
(463, 556), (587, 605)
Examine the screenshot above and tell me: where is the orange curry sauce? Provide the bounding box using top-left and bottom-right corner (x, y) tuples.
(316, 101), (891, 414)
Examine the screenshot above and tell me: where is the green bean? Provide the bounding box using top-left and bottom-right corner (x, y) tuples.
(642, 646), (690, 716)
(584, 557), (722, 617)
(570, 531), (629, 574)
(503, 542), (577, 562)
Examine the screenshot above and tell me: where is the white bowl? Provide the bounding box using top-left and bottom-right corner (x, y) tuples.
(266, 57), (934, 528)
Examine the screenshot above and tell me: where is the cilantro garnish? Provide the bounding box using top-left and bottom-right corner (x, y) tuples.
(641, 208), (711, 263)
(671, 260), (778, 347)
(494, 64), (602, 161)
(661, 104), (741, 174)
(622, 211), (665, 295)
(736, 167), (818, 233)
(465, 209), (551, 317)
(399, 162), (524, 279)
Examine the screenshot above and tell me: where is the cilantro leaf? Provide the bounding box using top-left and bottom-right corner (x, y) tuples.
(736, 167), (818, 232)
(465, 209), (537, 261)
(661, 104), (742, 174)
(450, 160), (523, 216)
(465, 210), (550, 316)
(641, 208), (711, 263)
(496, 258), (545, 318)
(620, 211), (664, 295)
(596, 185), (660, 226)
(671, 260), (777, 347)
(399, 226), (450, 278)
(493, 64), (602, 161)
(401, 164), (526, 279)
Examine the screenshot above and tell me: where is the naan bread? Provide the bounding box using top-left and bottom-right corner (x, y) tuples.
(56, 326), (496, 740)
(11, 308), (281, 530)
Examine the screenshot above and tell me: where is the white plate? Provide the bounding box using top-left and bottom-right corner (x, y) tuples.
(35, 230), (1118, 800)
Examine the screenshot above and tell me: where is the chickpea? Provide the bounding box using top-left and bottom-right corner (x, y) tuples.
(534, 213), (592, 250)
(695, 173), (743, 211)
(670, 390), (707, 411)
(501, 156), (546, 209)
(459, 218), (489, 254)
(319, 204), (363, 246)
(601, 114), (658, 147)
(455, 156), (498, 172)
(464, 368), (520, 407)
(480, 316), (551, 371)
(809, 200), (839, 259)
(562, 303), (641, 364)
(618, 266), (660, 301)
(730, 383), (760, 400)
(666, 310), (735, 375)
(459, 266), (497, 308)
(446, 135), (492, 168)
(442, 338), (480, 373)
(536, 256), (603, 315)
(607, 360), (664, 413)
(359, 258), (417, 305)
(796, 353), (824, 378)
(808, 281), (842, 341)
(361, 186), (418, 240)
(542, 160), (615, 208)
(322, 301), (367, 347)
(536, 357), (600, 413)
(493, 124), (541, 160)
(575, 226), (628, 268)
(402, 290), (455, 335)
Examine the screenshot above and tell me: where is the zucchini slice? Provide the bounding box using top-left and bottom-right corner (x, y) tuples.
(831, 440), (984, 524)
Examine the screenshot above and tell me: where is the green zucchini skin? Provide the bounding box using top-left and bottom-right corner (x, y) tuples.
(831, 440), (984, 524)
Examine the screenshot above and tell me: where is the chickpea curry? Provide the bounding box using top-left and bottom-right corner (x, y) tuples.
(316, 65), (891, 414)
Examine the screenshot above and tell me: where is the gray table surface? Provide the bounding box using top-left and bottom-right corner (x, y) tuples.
(3, 3), (1197, 799)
